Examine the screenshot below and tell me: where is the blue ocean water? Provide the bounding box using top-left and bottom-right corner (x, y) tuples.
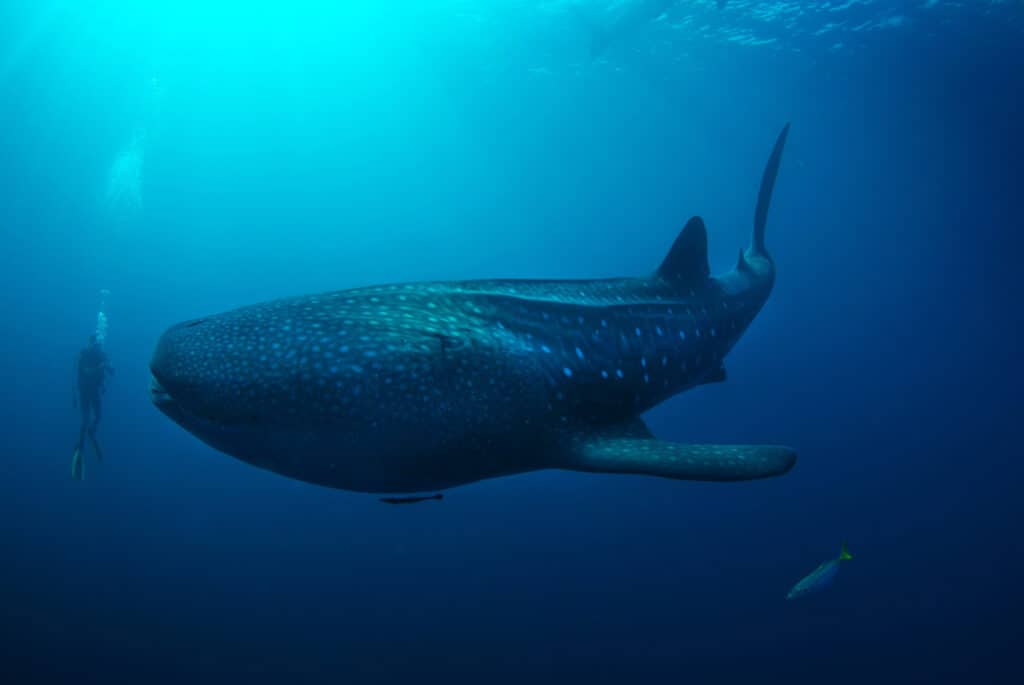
(1, 1), (1021, 682)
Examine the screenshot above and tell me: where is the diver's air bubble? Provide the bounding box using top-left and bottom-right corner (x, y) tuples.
(104, 131), (145, 219)
(95, 289), (110, 345)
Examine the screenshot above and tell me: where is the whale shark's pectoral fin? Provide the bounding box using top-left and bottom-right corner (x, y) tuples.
(560, 424), (795, 482)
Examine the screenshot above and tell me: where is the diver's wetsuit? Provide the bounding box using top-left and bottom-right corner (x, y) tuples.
(73, 342), (112, 473)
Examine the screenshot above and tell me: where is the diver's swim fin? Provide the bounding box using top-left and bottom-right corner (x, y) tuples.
(71, 447), (84, 480)
(88, 435), (103, 463)
(558, 422), (796, 482)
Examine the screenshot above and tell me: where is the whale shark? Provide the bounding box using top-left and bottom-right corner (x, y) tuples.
(150, 124), (795, 495)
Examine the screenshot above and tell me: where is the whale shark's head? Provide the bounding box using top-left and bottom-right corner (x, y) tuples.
(148, 294), (446, 479)
(149, 303), (369, 474)
(149, 314), (270, 452)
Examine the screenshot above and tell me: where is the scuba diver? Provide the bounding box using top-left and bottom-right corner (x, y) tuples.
(72, 334), (114, 480)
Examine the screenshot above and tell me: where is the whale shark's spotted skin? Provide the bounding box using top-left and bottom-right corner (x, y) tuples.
(151, 126), (796, 494)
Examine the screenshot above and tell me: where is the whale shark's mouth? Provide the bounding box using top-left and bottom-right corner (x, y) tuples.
(149, 375), (168, 402)
(149, 374), (257, 429)
(150, 375), (186, 423)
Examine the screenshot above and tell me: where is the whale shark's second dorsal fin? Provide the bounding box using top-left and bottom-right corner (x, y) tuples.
(656, 216), (709, 286)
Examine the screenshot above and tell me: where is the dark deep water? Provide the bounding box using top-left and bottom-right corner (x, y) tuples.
(1, 2), (1022, 683)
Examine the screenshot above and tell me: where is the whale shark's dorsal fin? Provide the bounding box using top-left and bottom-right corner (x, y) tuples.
(656, 216), (709, 286)
(558, 421), (796, 482)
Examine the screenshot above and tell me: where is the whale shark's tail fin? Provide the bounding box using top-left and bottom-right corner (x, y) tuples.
(657, 125), (789, 285)
(558, 421), (796, 482)
(751, 123), (790, 259)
